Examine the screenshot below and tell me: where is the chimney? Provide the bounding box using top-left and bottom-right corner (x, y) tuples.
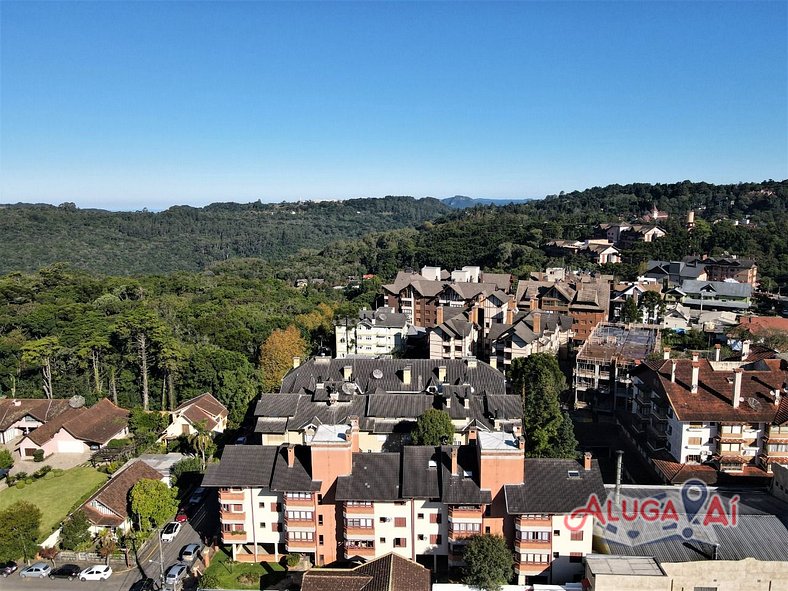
(691, 360), (700, 394)
(445, 395), (451, 409)
(532, 312), (542, 335)
(516, 435), (525, 450)
(513, 425), (522, 439)
(583, 451), (592, 471)
(465, 357), (478, 369)
(293, 356), (301, 369)
(742, 340), (751, 361)
(450, 447), (458, 476)
(286, 444), (295, 468)
(671, 360), (676, 383)
(463, 397), (469, 410)
(436, 306), (444, 326)
(468, 426), (477, 442)
(714, 344), (721, 362)
(733, 368), (743, 409)
(691, 351), (699, 363)
(349, 415), (360, 452)
(403, 365), (412, 386)
(342, 365), (352, 381)
(438, 364), (447, 383)
(663, 347), (671, 361)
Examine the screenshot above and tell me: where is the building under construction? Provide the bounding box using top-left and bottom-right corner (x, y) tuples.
(573, 323), (661, 410)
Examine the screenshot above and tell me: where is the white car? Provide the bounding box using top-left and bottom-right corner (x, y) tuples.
(164, 563), (188, 586)
(179, 543), (201, 562)
(19, 562), (51, 578)
(79, 565), (112, 581)
(161, 521), (182, 542)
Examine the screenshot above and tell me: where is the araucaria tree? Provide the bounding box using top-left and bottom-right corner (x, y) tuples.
(0, 501), (42, 563)
(462, 534), (514, 591)
(129, 479), (179, 531)
(511, 353), (577, 458)
(411, 409), (455, 446)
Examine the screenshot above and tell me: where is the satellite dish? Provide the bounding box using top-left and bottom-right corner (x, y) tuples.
(372, 369), (384, 379)
(342, 382), (354, 396)
(69, 395), (85, 408)
(747, 397), (761, 410)
(379, 313), (387, 321)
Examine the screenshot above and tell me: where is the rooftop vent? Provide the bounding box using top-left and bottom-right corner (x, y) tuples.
(69, 395), (85, 409)
(428, 460), (437, 468)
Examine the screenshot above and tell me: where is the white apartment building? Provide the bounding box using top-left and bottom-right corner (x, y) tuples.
(335, 307), (409, 357)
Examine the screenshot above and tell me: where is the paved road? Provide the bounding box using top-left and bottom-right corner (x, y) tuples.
(1, 500), (217, 591)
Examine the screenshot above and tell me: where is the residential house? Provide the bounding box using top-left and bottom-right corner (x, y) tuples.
(545, 240), (621, 265)
(641, 260), (707, 287)
(161, 393), (228, 440)
(335, 307), (410, 358)
(254, 357), (520, 449)
(641, 205), (669, 223)
(734, 316), (788, 344)
(203, 433), (604, 586)
(301, 553), (431, 591)
(608, 283), (663, 324)
(429, 310), (479, 360)
(660, 303), (692, 332)
(679, 279), (752, 313)
(685, 255), (757, 286)
(489, 311), (574, 372)
(80, 460), (165, 534)
(17, 398), (129, 459)
(624, 350), (788, 482)
(0, 398), (70, 444)
(599, 224), (665, 246)
(573, 323), (661, 410)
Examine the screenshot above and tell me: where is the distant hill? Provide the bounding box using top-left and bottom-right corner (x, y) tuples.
(442, 195), (540, 209)
(0, 196), (451, 275)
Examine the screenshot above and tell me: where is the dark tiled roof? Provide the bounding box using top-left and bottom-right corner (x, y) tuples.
(336, 453), (401, 502)
(255, 394), (302, 417)
(64, 399), (129, 445)
(401, 446), (441, 499)
(632, 358), (786, 422)
(270, 446), (320, 492)
(255, 417), (288, 434)
(81, 460), (160, 526)
(301, 552), (431, 591)
(504, 458), (605, 514)
(202, 445), (278, 487)
(0, 398), (70, 431)
(367, 395), (434, 419)
(441, 445), (491, 505)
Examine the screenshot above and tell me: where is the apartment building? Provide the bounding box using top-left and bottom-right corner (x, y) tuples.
(573, 323), (660, 410)
(685, 255), (758, 286)
(641, 259), (707, 286)
(625, 349), (788, 482)
(204, 428), (604, 586)
(515, 278), (611, 344)
(301, 552), (431, 591)
(428, 311), (480, 359)
(335, 307), (409, 358)
(489, 311), (574, 372)
(254, 357), (521, 449)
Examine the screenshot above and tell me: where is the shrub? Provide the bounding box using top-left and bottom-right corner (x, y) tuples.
(33, 465), (52, 479)
(199, 572), (220, 588)
(51, 468), (64, 477)
(237, 573), (259, 585)
(15, 481), (25, 489)
(43, 471), (55, 480)
(24, 478), (33, 485)
(0, 449), (14, 470)
(32, 449), (44, 462)
(286, 553), (301, 567)
(106, 438), (132, 449)
(16, 471), (28, 480)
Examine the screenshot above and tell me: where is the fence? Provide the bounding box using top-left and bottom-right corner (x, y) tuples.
(57, 550), (129, 567)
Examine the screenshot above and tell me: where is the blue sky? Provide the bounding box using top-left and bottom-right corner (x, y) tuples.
(1, 1), (786, 210)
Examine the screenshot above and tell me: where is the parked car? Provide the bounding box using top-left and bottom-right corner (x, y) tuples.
(179, 543), (201, 562)
(49, 564), (81, 580)
(79, 565), (112, 581)
(129, 577), (158, 591)
(174, 509), (188, 523)
(187, 486), (206, 505)
(161, 521), (182, 542)
(0, 468), (10, 481)
(19, 563), (51, 578)
(164, 563), (188, 586)
(0, 561), (17, 577)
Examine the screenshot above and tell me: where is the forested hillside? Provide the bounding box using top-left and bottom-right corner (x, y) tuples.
(0, 196), (450, 275)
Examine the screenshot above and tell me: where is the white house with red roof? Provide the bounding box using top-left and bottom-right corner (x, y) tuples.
(161, 393), (228, 440)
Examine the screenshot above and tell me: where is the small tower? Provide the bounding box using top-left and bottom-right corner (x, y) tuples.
(687, 209), (696, 230)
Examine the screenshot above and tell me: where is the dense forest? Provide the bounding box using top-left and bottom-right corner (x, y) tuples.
(0, 196), (450, 275)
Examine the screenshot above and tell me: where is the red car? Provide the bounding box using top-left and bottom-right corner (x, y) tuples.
(175, 509), (188, 523)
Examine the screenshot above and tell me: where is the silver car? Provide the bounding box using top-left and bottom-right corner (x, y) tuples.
(164, 563), (188, 586)
(179, 543), (201, 562)
(19, 562), (51, 578)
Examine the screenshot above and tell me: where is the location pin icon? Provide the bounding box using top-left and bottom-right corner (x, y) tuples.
(681, 479), (708, 525)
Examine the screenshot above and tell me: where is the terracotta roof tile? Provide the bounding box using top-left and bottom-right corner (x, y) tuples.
(81, 460), (162, 526)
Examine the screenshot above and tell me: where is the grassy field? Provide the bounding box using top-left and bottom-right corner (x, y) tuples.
(0, 466), (107, 539)
(204, 548), (286, 590)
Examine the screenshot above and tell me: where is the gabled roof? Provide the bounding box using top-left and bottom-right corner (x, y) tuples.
(202, 445), (279, 488)
(504, 458), (605, 514)
(680, 279), (752, 298)
(336, 453), (401, 502)
(433, 314), (475, 339)
(301, 553), (431, 591)
(175, 393), (228, 431)
(270, 445), (320, 492)
(0, 398), (71, 431)
(81, 460), (161, 526)
(27, 399), (129, 446)
(440, 445), (491, 505)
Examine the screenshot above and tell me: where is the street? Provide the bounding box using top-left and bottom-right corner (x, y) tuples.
(1, 502), (216, 591)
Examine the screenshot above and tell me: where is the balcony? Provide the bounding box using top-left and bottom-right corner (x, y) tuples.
(516, 538), (551, 552)
(345, 544), (375, 558)
(344, 525), (375, 537)
(219, 490), (245, 502)
(344, 503), (374, 515)
(284, 516), (316, 530)
(449, 506), (483, 520)
(516, 560), (551, 574)
(448, 527), (480, 542)
(222, 531), (248, 542)
(284, 496), (314, 507)
(220, 510), (247, 522)
(516, 517), (552, 529)
(286, 538), (315, 551)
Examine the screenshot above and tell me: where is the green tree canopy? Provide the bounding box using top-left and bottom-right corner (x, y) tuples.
(129, 479), (179, 532)
(0, 501), (42, 562)
(411, 409), (455, 446)
(511, 353), (577, 458)
(462, 534), (514, 591)
(60, 510), (92, 551)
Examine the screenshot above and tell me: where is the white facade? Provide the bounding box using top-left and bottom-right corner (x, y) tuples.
(336, 311), (409, 358)
(428, 324), (478, 360)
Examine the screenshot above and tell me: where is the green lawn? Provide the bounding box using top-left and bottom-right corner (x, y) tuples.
(0, 466), (107, 540)
(204, 548), (286, 590)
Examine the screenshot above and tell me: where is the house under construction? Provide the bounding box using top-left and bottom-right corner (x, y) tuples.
(573, 323), (661, 410)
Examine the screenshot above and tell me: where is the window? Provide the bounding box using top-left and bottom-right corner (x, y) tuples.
(569, 552), (583, 563)
(689, 422), (704, 429)
(688, 437), (702, 446)
(686, 454), (701, 463)
(430, 513), (442, 524)
(451, 522), (480, 533)
(285, 492), (310, 500)
(430, 534), (442, 544)
(394, 517), (406, 527)
(259, 522), (266, 529)
(570, 531), (584, 541)
(222, 523), (244, 532)
(346, 501), (372, 507)
(417, 513), (424, 520)
(768, 443), (788, 452)
(346, 518), (373, 529)
(286, 511), (313, 521)
(271, 523), (281, 532)
(393, 538), (406, 548)
(379, 537), (386, 544)
(287, 531), (314, 541)
(519, 530), (550, 541)
(521, 553), (550, 564)
(318, 535), (324, 546)
(318, 515), (323, 526)
(553, 530), (560, 536)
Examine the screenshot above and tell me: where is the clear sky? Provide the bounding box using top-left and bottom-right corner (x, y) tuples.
(1, 1), (786, 210)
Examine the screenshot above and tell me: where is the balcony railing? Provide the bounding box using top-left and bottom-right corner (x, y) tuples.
(344, 503), (374, 515)
(219, 490), (245, 502)
(222, 531), (248, 542)
(284, 496), (314, 507)
(286, 538), (315, 550)
(449, 506), (482, 520)
(515, 538), (551, 551)
(220, 510), (247, 522)
(516, 517), (552, 528)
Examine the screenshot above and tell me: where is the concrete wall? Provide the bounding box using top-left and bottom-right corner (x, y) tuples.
(660, 557), (788, 591)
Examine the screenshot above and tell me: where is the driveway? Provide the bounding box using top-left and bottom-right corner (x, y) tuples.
(11, 451), (92, 474)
